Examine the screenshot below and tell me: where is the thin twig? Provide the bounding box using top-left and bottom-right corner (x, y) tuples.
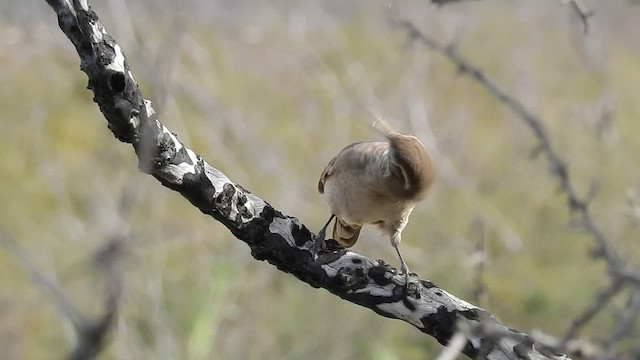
(561, 279), (625, 345)
(0, 228), (123, 360)
(470, 217), (487, 306)
(0, 228), (81, 329)
(602, 288), (640, 352)
(68, 237), (123, 360)
(562, 0), (594, 34)
(399, 21), (640, 357)
(400, 20), (624, 278)
(436, 330), (469, 360)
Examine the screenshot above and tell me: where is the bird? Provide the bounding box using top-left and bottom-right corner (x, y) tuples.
(315, 118), (435, 285)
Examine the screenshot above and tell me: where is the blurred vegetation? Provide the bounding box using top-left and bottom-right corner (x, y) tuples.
(1, 0), (640, 359)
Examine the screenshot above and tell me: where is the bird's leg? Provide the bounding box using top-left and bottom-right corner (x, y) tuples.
(391, 231), (411, 286)
(311, 214), (335, 259)
(317, 214), (335, 242)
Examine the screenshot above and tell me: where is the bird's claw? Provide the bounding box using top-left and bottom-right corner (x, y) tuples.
(400, 270), (419, 297)
(398, 264), (416, 290)
(310, 233), (326, 260)
(401, 270), (414, 289)
(399, 263), (411, 283)
(400, 263), (409, 276)
(311, 214), (334, 260)
(316, 227), (328, 244)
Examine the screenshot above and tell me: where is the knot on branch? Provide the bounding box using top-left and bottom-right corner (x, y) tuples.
(108, 72), (126, 93)
(337, 266), (369, 290)
(134, 129), (171, 173)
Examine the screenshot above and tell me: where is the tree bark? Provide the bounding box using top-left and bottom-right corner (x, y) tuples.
(42, 1), (569, 359)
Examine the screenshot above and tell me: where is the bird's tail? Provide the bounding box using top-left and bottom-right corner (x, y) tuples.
(332, 218), (362, 248)
(371, 111), (398, 139)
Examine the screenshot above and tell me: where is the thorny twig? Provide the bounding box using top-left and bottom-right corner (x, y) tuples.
(400, 21), (625, 274)
(400, 20), (640, 357)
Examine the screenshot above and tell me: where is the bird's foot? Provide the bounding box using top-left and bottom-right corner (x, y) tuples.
(310, 231), (327, 260)
(399, 263), (410, 283)
(403, 271), (411, 286)
(400, 262), (409, 277)
(400, 270), (420, 297)
(399, 264), (417, 291)
(402, 270), (415, 289)
(311, 215), (334, 260)
(317, 225), (328, 245)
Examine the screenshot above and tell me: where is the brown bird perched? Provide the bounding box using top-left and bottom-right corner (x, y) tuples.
(315, 119), (435, 284)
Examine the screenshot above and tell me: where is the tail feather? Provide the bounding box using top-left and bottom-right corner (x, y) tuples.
(332, 218), (362, 248)
(371, 111), (398, 139)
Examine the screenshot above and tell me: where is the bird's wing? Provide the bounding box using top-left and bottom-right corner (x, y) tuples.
(332, 217), (362, 248)
(317, 142), (362, 194)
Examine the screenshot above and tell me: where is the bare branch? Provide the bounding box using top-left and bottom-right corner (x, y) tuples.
(0, 228), (123, 360)
(68, 237), (123, 360)
(41, 1), (570, 359)
(562, 0), (594, 34)
(529, 330), (603, 360)
(602, 288), (640, 352)
(399, 20), (640, 358)
(0, 228), (81, 330)
(561, 279), (625, 345)
(400, 21), (625, 279)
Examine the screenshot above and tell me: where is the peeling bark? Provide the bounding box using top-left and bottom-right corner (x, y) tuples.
(42, 1), (569, 359)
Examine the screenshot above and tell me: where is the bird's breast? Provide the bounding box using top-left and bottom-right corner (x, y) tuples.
(322, 172), (414, 230)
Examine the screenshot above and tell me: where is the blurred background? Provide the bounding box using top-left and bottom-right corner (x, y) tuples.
(1, 0), (640, 358)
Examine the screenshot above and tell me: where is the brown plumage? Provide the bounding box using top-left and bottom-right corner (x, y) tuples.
(316, 120), (435, 283)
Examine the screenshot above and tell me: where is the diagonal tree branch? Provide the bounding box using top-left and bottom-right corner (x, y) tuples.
(42, 1), (570, 359)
